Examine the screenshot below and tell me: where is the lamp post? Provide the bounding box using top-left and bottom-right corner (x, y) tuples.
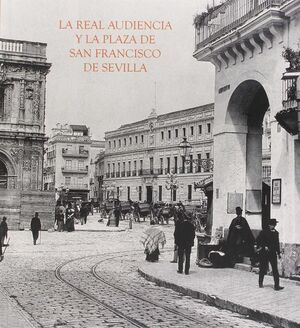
(165, 171), (179, 204)
(179, 137), (214, 172)
(104, 182), (118, 226)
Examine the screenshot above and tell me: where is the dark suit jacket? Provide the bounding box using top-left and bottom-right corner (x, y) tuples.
(174, 220), (195, 248)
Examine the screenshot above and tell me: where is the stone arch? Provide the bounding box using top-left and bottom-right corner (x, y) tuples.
(0, 151), (17, 189)
(225, 79), (270, 228)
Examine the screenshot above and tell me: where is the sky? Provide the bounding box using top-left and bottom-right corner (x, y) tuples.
(1, 0), (215, 140)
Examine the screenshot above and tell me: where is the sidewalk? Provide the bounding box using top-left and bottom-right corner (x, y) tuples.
(0, 286), (34, 328)
(66, 213), (126, 232)
(138, 251), (300, 328)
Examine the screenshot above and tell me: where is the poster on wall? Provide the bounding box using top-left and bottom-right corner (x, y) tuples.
(272, 178), (282, 204)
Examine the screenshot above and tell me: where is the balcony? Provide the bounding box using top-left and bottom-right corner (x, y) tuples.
(65, 184), (89, 190)
(195, 0), (286, 49)
(61, 167), (88, 174)
(62, 148), (89, 158)
(0, 38), (47, 61)
(138, 169), (160, 176)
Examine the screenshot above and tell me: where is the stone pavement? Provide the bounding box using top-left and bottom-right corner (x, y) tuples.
(73, 212), (126, 232)
(138, 251), (300, 328)
(0, 286), (33, 328)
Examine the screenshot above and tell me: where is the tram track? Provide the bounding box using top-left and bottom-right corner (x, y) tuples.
(54, 249), (210, 327)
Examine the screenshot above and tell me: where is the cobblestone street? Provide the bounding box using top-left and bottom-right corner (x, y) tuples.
(0, 216), (273, 328)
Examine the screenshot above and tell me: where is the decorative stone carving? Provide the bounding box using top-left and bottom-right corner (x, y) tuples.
(23, 159), (31, 171)
(0, 64), (7, 83)
(10, 148), (24, 160)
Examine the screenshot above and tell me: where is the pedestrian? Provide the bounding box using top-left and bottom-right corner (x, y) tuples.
(0, 216), (8, 246)
(174, 212), (195, 275)
(140, 219), (166, 262)
(226, 206), (254, 265)
(31, 212), (41, 245)
(256, 218), (284, 291)
(170, 203), (185, 263)
(114, 200), (122, 227)
(65, 203), (75, 232)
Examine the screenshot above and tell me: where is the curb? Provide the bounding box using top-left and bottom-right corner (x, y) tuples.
(138, 268), (300, 328)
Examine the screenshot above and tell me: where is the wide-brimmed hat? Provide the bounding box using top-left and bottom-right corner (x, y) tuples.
(268, 218), (278, 225)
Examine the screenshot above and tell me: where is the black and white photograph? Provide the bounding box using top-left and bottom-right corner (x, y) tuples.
(0, 0), (299, 327)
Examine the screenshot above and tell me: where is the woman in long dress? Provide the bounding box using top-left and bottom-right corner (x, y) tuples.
(140, 220), (166, 262)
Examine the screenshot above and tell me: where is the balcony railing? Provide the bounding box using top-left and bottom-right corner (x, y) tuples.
(0, 38), (47, 58)
(62, 148), (89, 158)
(138, 169), (160, 176)
(195, 0), (286, 49)
(61, 167), (88, 174)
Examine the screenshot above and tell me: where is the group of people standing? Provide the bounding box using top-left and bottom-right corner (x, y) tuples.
(55, 201), (89, 232)
(141, 204), (284, 290)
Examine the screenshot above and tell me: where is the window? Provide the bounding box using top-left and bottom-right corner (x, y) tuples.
(66, 160), (72, 169)
(172, 189), (177, 202)
(199, 125), (202, 134)
(108, 164), (110, 173)
(139, 186), (142, 201)
(190, 126), (194, 136)
(112, 163), (115, 172)
(117, 187), (120, 198)
(128, 161), (131, 172)
(118, 139), (121, 147)
(122, 162), (125, 172)
(189, 155), (193, 173)
(108, 141), (111, 149)
(160, 158), (163, 174)
(129, 137), (132, 145)
(175, 129), (178, 138)
(113, 140), (116, 148)
(206, 152), (210, 159)
(181, 156), (185, 173)
(134, 160), (137, 170)
(78, 177), (83, 185)
(188, 185), (192, 201)
(150, 157), (154, 173)
(168, 130), (171, 139)
(161, 131), (164, 140)
(197, 154), (202, 173)
(140, 160), (143, 170)
(174, 156), (178, 173)
(79, 145), (84, 153)
(124, 138), (127, 146)
(159, 186), (162, 201)
(207, 123), (211, 133)
(183, 127), (186, 137)
(141, 135), (144, 143)
(65, 177), (71, 185)
(78, 160), (84, 170)
(167, 157), (170, 173)
(135, 136), (138, 144)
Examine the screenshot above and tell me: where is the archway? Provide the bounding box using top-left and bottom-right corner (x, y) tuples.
(0, 159), (8, 188)
(226, 80), (270, 229)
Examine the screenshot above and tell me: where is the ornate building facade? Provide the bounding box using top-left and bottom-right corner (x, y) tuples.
(102, 105), (214, 204)
(0, 38), (54, 229)
(44, 124), (104, 201)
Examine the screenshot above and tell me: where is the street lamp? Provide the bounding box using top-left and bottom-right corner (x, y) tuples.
(165, 171), (179, 204)
(179, 137), (214, 172)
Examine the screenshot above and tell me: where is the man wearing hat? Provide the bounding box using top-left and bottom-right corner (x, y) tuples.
(256, 218), (284, 291)
(174, 212), (195, 275)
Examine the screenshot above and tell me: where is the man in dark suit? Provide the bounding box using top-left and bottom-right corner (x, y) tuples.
(256, 218), (284, 291)
(31, 212), (41, 245)
(174, 213), (195, 275)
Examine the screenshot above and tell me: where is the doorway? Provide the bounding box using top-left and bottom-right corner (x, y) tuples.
(146, 186), (153, 203)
